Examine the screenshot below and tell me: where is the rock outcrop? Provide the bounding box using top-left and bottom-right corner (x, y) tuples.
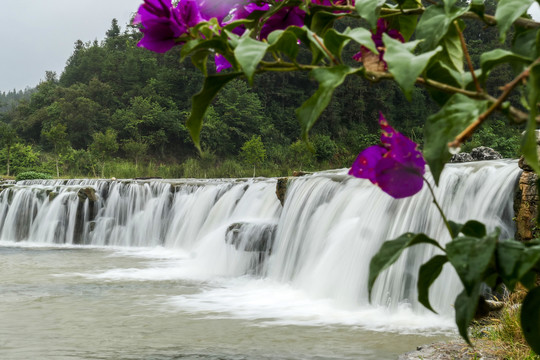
(450, 146), (502, 163)
(470, 146), (503, 161)
(515, 162), (539, 241)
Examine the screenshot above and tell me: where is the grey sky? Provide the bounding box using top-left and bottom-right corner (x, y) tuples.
(1, 1), (539, 93)
(1, 0), (142, 93)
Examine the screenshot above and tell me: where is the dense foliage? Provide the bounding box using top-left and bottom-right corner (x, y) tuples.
(0, 4), (524, 178)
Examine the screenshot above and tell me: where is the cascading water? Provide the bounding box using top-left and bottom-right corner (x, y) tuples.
(0, 160), (520, 325)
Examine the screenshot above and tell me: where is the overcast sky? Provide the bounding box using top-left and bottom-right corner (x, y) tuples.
(1, 1), (539, 93)
(1, 0), (142, 93)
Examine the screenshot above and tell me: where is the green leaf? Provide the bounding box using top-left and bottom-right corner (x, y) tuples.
(521, 286), (540, 354)
(521, 270), (538, 290)
(439, 20), (464, 73)
(310, 10), (342, 36)
(234, 33), (269, 85)
(425, 61), (465, 105)
(268, 30), (300, 60)
(424, 94), (489, 184)
(448, 220), (463, 238)
(191, 51), (210, 76)
(512, 28), (540, 60)
(187, 72), (243, 151)
(180, 38), (229, 62)
(470, 0), (485, 18)
(454, 284), (481, 345)
(416, 2), (468, 51)
(343, 27), (378, 54)
(495, 0), (534, 42)
(383, 35), (442, 100)
(460, 220), (486, 238)
(498, 240), (540, 291)
(288, 26), (325, 65)
(446, 230), (498, 296)
(418, 255), (448, 313)
(296, 65), (360, 141)
(324, 29), (351, 62)
(397, 0), (421, 41)
(368, 233), (442, 301)
(522, 63), (540, 174)
(479, 49), (532, 83)
(355, 0), (386, 29)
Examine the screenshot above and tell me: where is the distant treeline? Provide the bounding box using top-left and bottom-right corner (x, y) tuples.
(0, 1), (524, 178)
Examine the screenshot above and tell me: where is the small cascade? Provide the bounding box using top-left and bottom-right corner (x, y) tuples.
(267, 160), (520, 315)
(0, 160), (521, 317)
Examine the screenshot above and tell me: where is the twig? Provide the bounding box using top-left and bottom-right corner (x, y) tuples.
(455, 21), (482, 93)
(366, 70), (538, 124)
(424, 177), (454, 238)
(312, 33), (340, 65)
(325, 4), (540, 30)
(448, 57), (540, 149)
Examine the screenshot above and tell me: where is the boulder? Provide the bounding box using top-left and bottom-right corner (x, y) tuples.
(450, 153), (474, 163)
(226, 222), (277, 253)
(77, 187), (98, 202)
(470, 146), (503, 161)
(275, 178), (288, 206)
(514, 171), (539, 241)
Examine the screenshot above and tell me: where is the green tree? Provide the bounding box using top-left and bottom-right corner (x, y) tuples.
(0, 123), (18, 176)
(42, 123), (70, 177)
(122, 139), (148, 169)
(240, 135), (266, 177)
(90, 129), (119, 178)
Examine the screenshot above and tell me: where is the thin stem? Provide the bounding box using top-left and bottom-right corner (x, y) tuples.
(448, 56), (540, 149)
(455, 20), (482, 93)
(423, 177), (454, 238)
(312, 33), (340, 65)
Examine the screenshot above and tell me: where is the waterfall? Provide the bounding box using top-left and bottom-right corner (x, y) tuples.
(0, 160), (520, 318)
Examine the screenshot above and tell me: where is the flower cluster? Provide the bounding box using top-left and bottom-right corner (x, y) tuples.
(134, 0), (360, 70)
(349, 113), (425, 199)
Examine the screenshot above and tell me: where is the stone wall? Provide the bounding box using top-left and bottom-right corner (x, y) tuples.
(515, 158), (540, 241)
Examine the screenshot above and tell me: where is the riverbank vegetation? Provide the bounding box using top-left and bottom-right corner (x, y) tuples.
(0, 0), (524, 179)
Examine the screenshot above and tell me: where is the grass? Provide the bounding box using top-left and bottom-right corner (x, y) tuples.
(472, 287), (540, 360)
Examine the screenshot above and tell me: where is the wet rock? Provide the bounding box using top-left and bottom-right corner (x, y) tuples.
(514, 171), (539, 241)
(77, 187), (98, 202)
(276, 178), (288, 206)
(292, 171), (312, 177)
(47, 191), (58, 202)
(475, 297), (505, 320)
(470, 146), (503, 161)
(225, 222), (277, 253)
(450, 153), (474, 163)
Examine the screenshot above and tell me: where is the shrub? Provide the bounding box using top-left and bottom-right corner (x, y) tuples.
(16, 171), (53, 182)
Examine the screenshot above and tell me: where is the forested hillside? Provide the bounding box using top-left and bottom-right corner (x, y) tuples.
(0, 2), (524, 178)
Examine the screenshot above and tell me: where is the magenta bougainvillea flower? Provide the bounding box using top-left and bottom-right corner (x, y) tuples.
(260, 6), (306, 40)
(215, 54), (232, 72)
(353, 18), (404, 71)
(349, 113), (426, 199)
(228, 2), (271, 36)
(312, 0), (355, 8)
(134, 0), (202, 53)
(198, 0), (241, 22)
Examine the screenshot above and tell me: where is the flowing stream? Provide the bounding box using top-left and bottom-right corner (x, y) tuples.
(0, 160), (520, 359)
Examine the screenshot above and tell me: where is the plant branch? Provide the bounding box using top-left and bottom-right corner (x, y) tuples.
(365, 70), (538, 124)
(327, 4), (540, 30)
(423, 177), (454, 238)
(448, 57), (540, 149)
(312, 33), (340, 65)
(455, 21), (482, 93)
